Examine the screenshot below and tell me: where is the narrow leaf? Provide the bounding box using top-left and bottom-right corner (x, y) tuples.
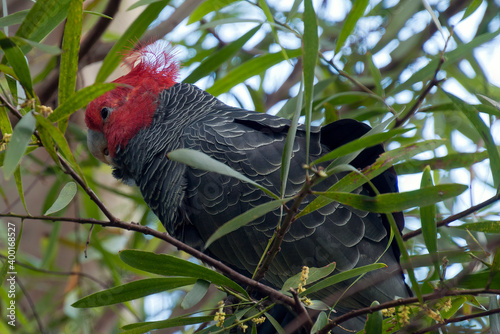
(73, 277), (197, 308)
(127, 0), (163, 11)
(303, 263), (386, 295)
(335, 0), (369, 53)
(15, 0), (71, 48)
(48, 83), (117, 122)
(365, 301), (382, 334)
(187, 0), (239, 24)
(461, 0), (482, 21)
(367, 52), (383, 95)
(314, 183), (468, 213)
(59, 0), (83, 106)
(119, 250), (248, 296)
(0, 10), (30, 28)
(168, 148), (278, 199)
(297, 139), (447, 218)
(207, 48), (302, 96)
(446, 92), (500, 188)
(35, 115), (86, 183)
(263, 312), (285, 334)
(95, 0), (171, 82)
(0, 31), (34, 97)
(11, 36), (62, 55)
(281, 80), (303, 196)
(453, 221), (500, 233)
(393, 29), (500, 94)
(311, 128), (411, 165)
(282, 263), (336, 292)
(44, 182), (77, 215)
(205, 198), (290, 249)
(303, 0), (318, 164)
(120, 316), (214, 334)
(420, 166), (439, 276)
(181, 279), (210, 309)
(3, 111), (36, 180)
(183, 25), (261, 84)
(311, 311), (328, 334)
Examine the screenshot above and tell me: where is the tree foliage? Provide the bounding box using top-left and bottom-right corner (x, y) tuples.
(1, 0), (500, 333)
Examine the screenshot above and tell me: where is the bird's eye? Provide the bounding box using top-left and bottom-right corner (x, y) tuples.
(100, 107), (112, 120)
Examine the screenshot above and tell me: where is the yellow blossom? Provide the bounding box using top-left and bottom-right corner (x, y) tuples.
(214, 301), (225, 327)
(397, 305), (410, 325)
(382, 307), (395, 317)
(0, 133), (12, 151)
(38, 105), (53, 117)
(239, 323), (248, 332)
(252, 316), (266, 325)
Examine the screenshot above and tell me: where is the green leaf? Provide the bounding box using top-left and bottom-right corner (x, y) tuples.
(187, 0), (239, 24)
(0, 31), (34, 97)
(420, 166), (439, 276)
(367, 52), (383, 96)
(335, 0), (369, 53)
(394, 151), (489, 174)
(446, 92), (500, 188)
(168, 148), (278, 199)
(119, 250), (248, 296)
(453, 221), (500, 233)
(461, 0), (482, 21)
(73, 277), (197, 308)
(365, 301), (382, 334)
(204, 198), (290, 249)
(0, 9), (30, 28)
(35, 115), (86, 183)
(15, 0), (71, 47)
(314, 183), (468, 214)
(10, 37), (62, 55)
(181, 279), (210, 309)
(281, 80), (303, 197)
(83, 10), (113, 20)
(303, 263), (386, 295)
(207, 48), (302, 96)
(120, 316), (214, 334)
(311, 128), (411, 165)
(298, 139), (447, 218)
(59, 0), (83, 106)
(48, 83), (117, 122)
(392, 28), (500, 94)
(311, 311), (328, 334)
(282, 263), (336, 292)
(44, 182), (77, 215)
(95, 0), (171, 83)
(263, 312), (285, 334)
(303, 0), (318, 163)
(2, 111), (36, 180)
(183, 25), (261, 84)
(127, 0), (164, 11)
(13, 167), (29, 213)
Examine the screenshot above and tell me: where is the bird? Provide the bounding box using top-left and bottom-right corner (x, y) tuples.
(85, 44), (409, 333)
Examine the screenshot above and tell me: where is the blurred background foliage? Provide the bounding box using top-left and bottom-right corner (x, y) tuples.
(0, 0), (500, 333)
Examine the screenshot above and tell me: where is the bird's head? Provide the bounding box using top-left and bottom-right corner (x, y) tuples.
(85, 43), (179, 165)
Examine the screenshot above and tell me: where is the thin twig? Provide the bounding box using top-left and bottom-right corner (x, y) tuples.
(0, 254), (108, 288)
(393, 29), (454, 128)
(403, 191), (500, 241)
(412, 307), (500, 334)
(0, 212), (296, 309)
(15, 277), (46, 334)
(253, 174), (317, 282)
(316, 288), (500, 334)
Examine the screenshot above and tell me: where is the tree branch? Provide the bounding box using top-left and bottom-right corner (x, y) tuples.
(0, 212), (297, 309)
(316, 288), (500, 334)
(403, 191), (500, 241)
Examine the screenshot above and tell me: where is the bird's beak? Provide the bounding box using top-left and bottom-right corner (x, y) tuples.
(87, 129), (114, 165)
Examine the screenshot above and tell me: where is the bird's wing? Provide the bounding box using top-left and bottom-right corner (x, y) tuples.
(177, 103), (408, 308)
